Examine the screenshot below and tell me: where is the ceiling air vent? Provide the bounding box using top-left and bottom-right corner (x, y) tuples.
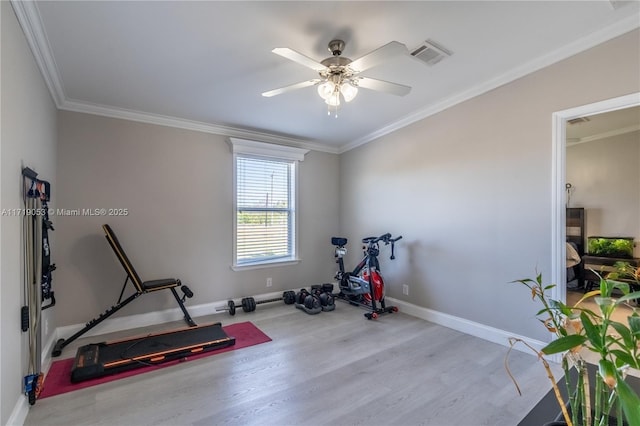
(410, 40), (452, 66)
(567, 117), (590, 125)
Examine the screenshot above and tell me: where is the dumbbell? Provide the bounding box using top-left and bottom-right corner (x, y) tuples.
(295, 288), (310, 304)
(296, 288), (320, 310)
(313, 284), (335, 311)
(300, 286), (334, 311)
(222, 291), (296, 316)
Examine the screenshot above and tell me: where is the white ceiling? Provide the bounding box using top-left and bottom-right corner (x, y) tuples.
(13, 1), (640, 153)
(567, 105), (640, 144)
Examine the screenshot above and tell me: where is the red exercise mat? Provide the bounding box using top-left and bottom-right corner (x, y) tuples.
(39, 321), (270, 399)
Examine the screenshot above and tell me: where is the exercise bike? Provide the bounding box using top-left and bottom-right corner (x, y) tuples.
(332, 233), (402, 319)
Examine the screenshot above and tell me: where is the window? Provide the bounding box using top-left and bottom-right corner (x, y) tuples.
(230, 138), (308, 269)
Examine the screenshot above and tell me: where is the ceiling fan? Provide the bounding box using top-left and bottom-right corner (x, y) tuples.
(262, 39), (412, 114)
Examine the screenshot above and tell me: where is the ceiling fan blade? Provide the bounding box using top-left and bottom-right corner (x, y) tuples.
(355, 77), (411, 96)
(349, 41), (409, 72)
(272, 48), (326, 71)
(262, 79), (321, 97)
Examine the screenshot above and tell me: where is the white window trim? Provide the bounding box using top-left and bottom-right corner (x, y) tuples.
(229, 138), (308, 271)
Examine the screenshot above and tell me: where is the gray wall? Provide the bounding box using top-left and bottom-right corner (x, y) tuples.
(55, 111), (340, 326)
(567, 131), (640, 255)
(1, 2), (58, 424)
(339, 30), (640, 342)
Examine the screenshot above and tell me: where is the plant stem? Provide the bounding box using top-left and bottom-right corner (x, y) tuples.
(581, 362), (591, 426)
(595, 372), (602, 425)
(506, 338), (573, 426)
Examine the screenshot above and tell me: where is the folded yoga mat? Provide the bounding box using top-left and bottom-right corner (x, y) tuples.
(40, 321), (270, 399)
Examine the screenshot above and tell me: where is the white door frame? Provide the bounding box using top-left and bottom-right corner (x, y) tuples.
(551, 92), (640, 304)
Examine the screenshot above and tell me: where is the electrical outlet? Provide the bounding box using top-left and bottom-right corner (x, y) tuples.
(266, 277), (272, 287)
(402, 284), (409, 296)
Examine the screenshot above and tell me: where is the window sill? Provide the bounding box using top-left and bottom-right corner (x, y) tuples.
(231, 258), (300, 272)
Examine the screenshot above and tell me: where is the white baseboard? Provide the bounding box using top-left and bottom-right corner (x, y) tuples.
(53, 290), (286, 347)
(6, 321), (65, 426)
(6, 395), (28, 426)
(40, 330), (57, 374)
(386, 297), (551, 357)
(52, 292), (550, 359)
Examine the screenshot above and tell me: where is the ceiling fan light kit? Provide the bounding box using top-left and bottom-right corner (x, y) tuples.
(263, 39), (413, 117)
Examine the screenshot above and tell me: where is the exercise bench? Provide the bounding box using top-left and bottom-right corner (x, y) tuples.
(52, 224), (197, 357)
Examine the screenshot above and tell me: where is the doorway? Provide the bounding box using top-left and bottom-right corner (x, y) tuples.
(551, 92), (640, 305)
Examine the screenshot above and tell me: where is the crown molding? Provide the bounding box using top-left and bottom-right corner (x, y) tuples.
(11, 0), (65, 107)
(12, 0), (638, 156)
(339, 14), (640, 154)
(10, 0), (339, 154)
(61, 99), (340, 154)
(567, 124), (640, 146)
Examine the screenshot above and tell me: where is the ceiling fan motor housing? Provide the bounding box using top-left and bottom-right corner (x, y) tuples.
(328, 39), (345, 56)
(321, 41), (354, 81)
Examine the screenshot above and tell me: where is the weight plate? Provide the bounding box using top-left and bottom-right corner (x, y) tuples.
(248, 297), (256, 312)
(228, 300), (236, 316)
(283, 291), (296, 305)
(320, 292), (334, 306)
(304, 294), (320, 310)
(296, 290), (309, 305)
(241, 297), (252, 312)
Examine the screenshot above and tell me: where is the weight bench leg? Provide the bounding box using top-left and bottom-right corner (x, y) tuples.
(52, 292), (140, 356)
(172, 287), (196, 327)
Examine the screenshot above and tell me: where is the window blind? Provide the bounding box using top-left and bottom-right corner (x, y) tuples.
(236, 156), (294, 264)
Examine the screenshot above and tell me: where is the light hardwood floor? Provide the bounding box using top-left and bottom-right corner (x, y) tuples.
(25, 303), (558, 426)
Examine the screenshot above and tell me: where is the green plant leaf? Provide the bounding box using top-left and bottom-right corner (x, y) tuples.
(609, 349), (640, 369)
(610, 321), (634, 347)
(608, 279), (630, 295)
(615, 291), (640, 305)
(535, 307), (550, 316)
(580, 311), (603, 352)
(512, 278), (535, 286)
(600, 277), (614, 298)
(629, 315), (640, 336)
(575, 289), (601, 307)
(551, 300), (572, 317)
(541, 334), (586, 355)
(616, 376), (640, 426)
(598, 359), (617, 389)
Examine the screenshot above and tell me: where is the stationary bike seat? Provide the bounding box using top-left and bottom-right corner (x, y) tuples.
(331, 237), (347, 246)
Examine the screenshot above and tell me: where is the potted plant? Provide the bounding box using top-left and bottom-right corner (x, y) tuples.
(506, 270), (640, 426)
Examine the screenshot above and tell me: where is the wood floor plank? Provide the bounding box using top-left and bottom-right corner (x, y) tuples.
(25, 303), (558, 426)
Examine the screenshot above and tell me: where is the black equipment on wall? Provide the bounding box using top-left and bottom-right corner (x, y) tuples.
(39, 180), (56, 310)
(21, 166), (55, 405)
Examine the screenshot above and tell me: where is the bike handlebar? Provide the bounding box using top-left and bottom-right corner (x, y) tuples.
(357, 233), (403, 261)
(362, 233), (402, 245)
